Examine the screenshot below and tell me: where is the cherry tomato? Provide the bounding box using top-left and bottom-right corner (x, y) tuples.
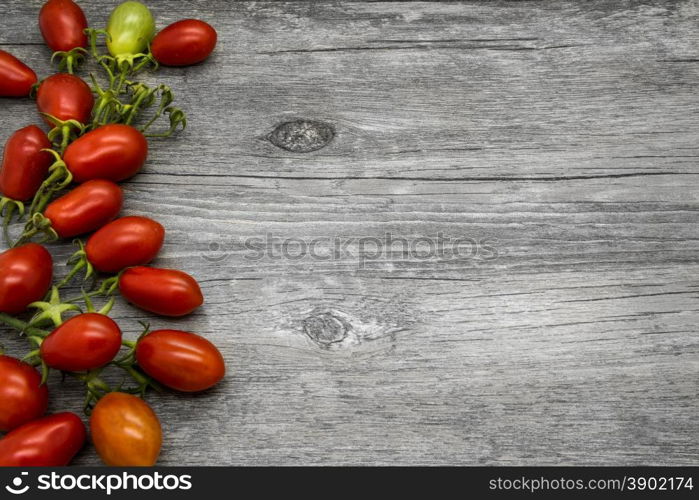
(0, 244), (53, 314)
(0, 50), (37, 97)
(40, 313), (122, 372)
(44, 180), (123, 238)
(0, 355), (49, 432)
(106, 1), (155, 57)
(0, 125), (53, 201)
(39, 0), (88, 52)
(63, 124), (148, 183)
(85, 216), (164, 273)
(90, 392), (161, 466)
(136, 329), (224, 392)
(119, 266), (203, 317)
(0, 412), (86, 466)
(151, 19), (217, 67)
(36, 73), (94, 125)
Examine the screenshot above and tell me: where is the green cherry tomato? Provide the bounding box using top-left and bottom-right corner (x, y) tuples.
(106, 1), (155, 57)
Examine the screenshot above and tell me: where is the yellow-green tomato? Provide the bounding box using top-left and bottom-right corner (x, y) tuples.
(106, 1), (155, 57)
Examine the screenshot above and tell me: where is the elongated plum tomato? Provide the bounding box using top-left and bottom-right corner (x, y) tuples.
(39, 0), (88, 52)
(85, 216), (164, 273)
(0, 244), (52, 314)
(0, 50), (37, 97)
(119, 267), (203, 317)
(44, 180), (123, 238)
(63, 124), (148, 183)
(151, 19), (217, 67)
(41, 313), (122, 372)
(0, 125), (52, 201)
(106, 1), (155, 57)
(36, 73), (94, 125)
(0, 412), (86, 466)
(90, 392), (161, 466)
(136, 330), (224, 392)
(0, 355), (49, 432)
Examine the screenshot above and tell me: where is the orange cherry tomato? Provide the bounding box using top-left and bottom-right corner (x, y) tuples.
(90, 392), (162, 466)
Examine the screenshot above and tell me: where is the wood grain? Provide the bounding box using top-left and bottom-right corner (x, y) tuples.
(0, 0), (697, 465)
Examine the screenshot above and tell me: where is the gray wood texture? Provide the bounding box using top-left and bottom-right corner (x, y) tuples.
(1, 0), (698, 465)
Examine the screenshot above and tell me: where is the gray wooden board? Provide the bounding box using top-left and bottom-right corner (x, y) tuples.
(0, 0), (698, 465)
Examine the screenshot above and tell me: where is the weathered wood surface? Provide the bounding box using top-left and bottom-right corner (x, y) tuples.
(1, 0), (698, 465)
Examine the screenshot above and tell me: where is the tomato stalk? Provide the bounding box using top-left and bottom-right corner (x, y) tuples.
(54, 240), (94, 289)
(14, 213), (58, 247)
(71, 369), (112, 412)
(0, 198), (25, 246)
(84, 27), (185, 134)
(111, 323), (163, 396)
(89, 74), (123, 127)
(26, 149), (73, 219)
(0, 313), (49, 338)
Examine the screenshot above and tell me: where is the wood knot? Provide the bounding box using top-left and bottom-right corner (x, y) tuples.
(303, 311), (349, 346)
(268, 119), (334, 153)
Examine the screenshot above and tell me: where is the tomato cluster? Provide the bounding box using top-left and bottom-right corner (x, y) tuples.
(0, 1), (222, 467)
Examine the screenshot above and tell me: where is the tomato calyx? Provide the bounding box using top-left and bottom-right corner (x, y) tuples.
(27, 287), (81, 329)
(50, 46), (88, 75)
(86, 27), (155, 92)
(41, 114), (86, 153)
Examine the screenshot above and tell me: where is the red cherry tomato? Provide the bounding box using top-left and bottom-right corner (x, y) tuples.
(119, 266), (203, 317)
(44, 180), (123, 238)
(40, 313), (122, 372)
(63, 124), (148, 183)
(151, 19), (217, 67)
(39, 0), (88, 52)
(85, 216), (164, 273)
(0, 355), (49, 432)
(136, 329), (224, 392)
(0, 50), (37, 97)
(0, 125), (53, 201)
(0, 244), (53, 314)
(0, 412), (86, 466)
(90, 392), (161, 466)
(36, 73), (94, 125)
